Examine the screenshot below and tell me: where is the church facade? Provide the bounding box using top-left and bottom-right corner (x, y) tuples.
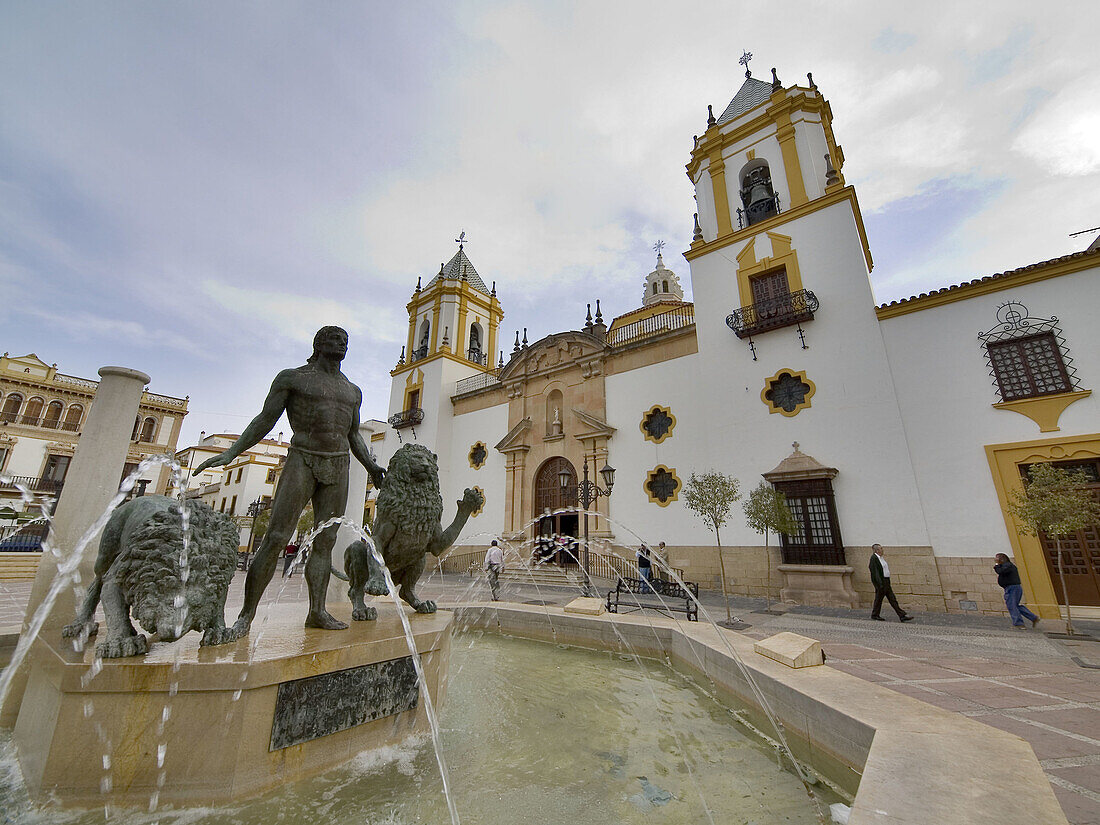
(367, 69), (1100, 620)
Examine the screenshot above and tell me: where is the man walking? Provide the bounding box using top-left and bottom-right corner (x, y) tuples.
(194, 326), (385, 640)
(994, 553), (1040, 629)
(484, 539), (505, 601)
(869, 544), (913, 622)
(637, 544), (653, 592)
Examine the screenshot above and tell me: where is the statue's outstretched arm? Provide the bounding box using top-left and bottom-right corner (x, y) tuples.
(348, 386), (385, 488)
(193, 372), (292, 475)
(428, 489), (484, 556)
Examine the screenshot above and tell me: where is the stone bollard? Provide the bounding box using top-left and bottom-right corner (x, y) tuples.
(0, 366), (150, 726)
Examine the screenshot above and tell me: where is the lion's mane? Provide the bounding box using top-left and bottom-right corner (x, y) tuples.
(374, 444), (444, 545)
(120, 500), (239, 635)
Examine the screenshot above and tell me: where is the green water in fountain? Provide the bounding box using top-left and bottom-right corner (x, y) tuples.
(1, 632), (839, 824)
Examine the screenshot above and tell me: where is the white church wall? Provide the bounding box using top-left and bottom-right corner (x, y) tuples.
(880, 264), (1100, 559)
(687, 197), (930, 548)
(604, 352), (716, 547)
(693, 159), (718, 242)
(447, 401), (509, 547)
(792, 117), (830, 202)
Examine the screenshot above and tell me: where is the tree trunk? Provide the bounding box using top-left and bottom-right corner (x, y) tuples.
(764, 530), (771, 609)
(1057, 538), (1074, 635)
(715, 525), (731, 624)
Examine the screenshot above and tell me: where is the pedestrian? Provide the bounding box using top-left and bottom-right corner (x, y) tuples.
(994, 553), (1040, 629)
(869, 544), (913, 622)
(282, 543), (298, 577)
(637, 544), (653, 592)
(656, 541), (669, 581)
(484, 539), (505, 601)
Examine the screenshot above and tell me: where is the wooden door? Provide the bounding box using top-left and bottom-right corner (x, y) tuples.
(1036, 460), (1100, 606)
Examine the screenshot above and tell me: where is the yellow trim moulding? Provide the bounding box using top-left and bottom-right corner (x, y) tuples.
(993, 390), (1091, 433)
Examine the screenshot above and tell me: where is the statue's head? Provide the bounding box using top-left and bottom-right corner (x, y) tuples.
(308, 326), (349, 363)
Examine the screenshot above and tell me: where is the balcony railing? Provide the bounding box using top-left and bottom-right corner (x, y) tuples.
(736, 193), (781, 229)
(388, 407), (424, 430)
(607, 304), (695, 347)
(454, 370), (503, 397)
(0, 412), (80, 432)
(0, 476), (64, 494)
(725, 289), (819, 339)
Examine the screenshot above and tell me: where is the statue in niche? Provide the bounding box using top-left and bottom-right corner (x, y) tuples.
(339, 444), (483, 617)
(62, 496), (239, 658)
(551, 406), (563, 436)
(193, 326), (386, 641)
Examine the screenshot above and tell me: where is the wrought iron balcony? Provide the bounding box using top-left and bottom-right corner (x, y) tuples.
(388, 407), (424, 430)
(725, 289), (819, 339)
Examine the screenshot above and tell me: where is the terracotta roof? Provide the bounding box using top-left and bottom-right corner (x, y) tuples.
(876, 247), (1100, 310)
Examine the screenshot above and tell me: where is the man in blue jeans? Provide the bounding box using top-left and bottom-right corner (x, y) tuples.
(994, 553), (1039, 629)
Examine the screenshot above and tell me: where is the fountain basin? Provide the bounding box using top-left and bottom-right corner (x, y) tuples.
(454, 603), (1068, 825)
(13, 604), (451, 806)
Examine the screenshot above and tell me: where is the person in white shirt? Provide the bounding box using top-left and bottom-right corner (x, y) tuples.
(484, 540), (505, 601)
(869, 544), (912, 622)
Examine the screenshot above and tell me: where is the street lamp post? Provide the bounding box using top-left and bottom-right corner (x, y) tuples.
(559, 456), (615, 598)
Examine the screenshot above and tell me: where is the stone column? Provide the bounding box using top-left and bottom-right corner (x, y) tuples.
(1, 366), (150, 726)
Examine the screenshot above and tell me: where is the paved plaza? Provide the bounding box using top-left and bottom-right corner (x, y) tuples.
(5, 571), (1100, 824)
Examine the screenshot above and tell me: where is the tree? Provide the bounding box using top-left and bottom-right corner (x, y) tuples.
(683, 471), (741, 623)
(296, 503), (315, 540)
(743, 481), (799, 608)
(1008, 462), (1100, 635)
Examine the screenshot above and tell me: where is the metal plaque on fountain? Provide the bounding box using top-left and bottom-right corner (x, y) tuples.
(270, 656), (419, 750)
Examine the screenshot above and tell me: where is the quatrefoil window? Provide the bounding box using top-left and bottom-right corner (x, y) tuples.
(762, 369), (815, 417)
(468, 441), (488, 469)
(640, 405), (676, 444)
(644, 466), (681, 507)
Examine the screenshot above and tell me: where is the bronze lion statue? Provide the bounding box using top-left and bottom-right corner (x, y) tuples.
(339, 443), (482, 618)
(62, 495), (239, 658)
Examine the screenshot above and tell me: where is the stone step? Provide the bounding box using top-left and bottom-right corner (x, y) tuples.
(497, 566), (582, 587)
(0, 552), (40, 581)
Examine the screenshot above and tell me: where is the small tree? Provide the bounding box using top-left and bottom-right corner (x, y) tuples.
(743, 481), (799, 608)
(683, 471), (741, 623)
(1008, 462), (1100, 635)
(296, 503), (315, 541)
(253, 507), (271, 545)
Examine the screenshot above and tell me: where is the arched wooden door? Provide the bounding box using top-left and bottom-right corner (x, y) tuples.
(534, 457), (579, 565)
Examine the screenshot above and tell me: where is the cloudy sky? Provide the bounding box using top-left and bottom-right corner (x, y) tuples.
(2, 1), (1098, 448)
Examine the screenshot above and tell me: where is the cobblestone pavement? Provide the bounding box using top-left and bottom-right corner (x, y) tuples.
(5, 571), (1100, 824)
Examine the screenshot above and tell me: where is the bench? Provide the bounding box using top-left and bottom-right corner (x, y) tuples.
(605, 576), (699, 621)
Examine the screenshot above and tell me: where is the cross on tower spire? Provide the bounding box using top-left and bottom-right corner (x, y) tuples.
(455, 230), (468, 250)
(653, 239), (666, 257)
(739, 50), (753, 78)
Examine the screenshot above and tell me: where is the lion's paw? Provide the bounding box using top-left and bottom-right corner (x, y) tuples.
(97, 634), (149, 659)
(460, 487), (484, 512)
(200, 626), (240, 647)
(352, 605), (378, 622)
(414, 600), (437, 614)
(62, 621), (99, 639)
(365, 576), (388, 597)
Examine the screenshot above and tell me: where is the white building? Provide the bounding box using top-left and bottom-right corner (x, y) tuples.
(362, 67), (1100, 621)
(0, 352), (188, 516)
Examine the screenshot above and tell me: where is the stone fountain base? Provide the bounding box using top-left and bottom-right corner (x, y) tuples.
(13, 603), (452, 807)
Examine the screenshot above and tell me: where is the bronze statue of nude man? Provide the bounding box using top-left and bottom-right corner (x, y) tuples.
(193, 326), (385, 639)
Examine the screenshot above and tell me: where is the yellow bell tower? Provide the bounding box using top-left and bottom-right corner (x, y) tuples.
(394, 239), (503, 376)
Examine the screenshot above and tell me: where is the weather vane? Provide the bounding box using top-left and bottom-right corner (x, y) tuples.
(455, 230), (468, 250)
(653, 239), (665, 256)
(739, 50), (753, 77)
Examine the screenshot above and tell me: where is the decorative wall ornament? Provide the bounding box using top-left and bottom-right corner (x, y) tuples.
(468, 441), (488, 470)
(644, 465), (681, 507)
(761, 369), (815, 416)
(640, 405), (676, 444)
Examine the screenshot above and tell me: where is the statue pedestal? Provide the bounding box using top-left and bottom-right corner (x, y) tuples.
(13, 604), (452, 807)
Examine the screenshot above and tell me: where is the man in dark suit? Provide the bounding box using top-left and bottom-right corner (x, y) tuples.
(870, 544), (913, 622)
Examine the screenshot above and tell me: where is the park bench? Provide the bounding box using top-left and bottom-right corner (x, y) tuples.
(605, 576), (699, 621)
